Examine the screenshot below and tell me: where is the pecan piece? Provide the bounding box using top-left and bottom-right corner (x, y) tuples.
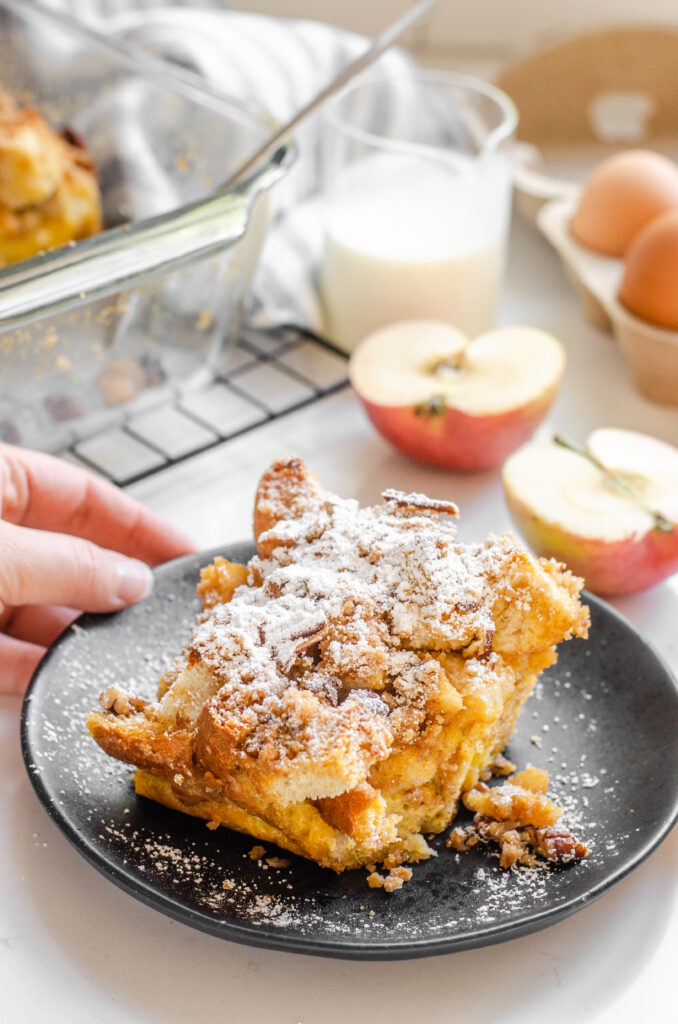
(265, 615), (328, 673)
(446, 826), (477, 852)
(474, 813), (520, 841)
(60, 125), (86, 149)
(498, 829), (526, 869)
(381, 489), (459, 517)
(99, 685), (148, 717)
(528, 826), (589, 863)
(461, 628), (494, 660)
(277, 620), (328, 672)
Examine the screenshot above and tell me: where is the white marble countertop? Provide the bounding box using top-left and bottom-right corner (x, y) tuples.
(1, 213), (676, 1023)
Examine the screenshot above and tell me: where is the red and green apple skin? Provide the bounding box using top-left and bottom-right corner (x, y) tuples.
(503, 429), (678, 596)
(349, 321), (565, 472)
(505, 488), (678, 596)
(361, 387), (560, 471)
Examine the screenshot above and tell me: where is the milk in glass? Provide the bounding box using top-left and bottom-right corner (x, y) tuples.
(320, 151), (511, 352)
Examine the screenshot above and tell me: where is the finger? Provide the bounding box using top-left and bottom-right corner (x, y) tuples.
(4, 605), (78, 647)
(0, 521), (154, 612)
(0, 633), (45, 696)
(0, 444), (196, 565)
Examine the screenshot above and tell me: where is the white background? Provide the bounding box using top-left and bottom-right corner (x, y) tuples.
(1, 3), (677, 1021)
(1, 208), (676, 1024)
(229, 0), (678, 62)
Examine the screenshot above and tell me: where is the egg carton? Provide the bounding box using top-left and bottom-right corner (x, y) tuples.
(533, 188), (678, 406)
(496, 25), (678, 405)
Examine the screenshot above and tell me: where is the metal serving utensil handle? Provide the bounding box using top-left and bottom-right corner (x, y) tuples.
(0, 0), (439, 328)
(0, 149), (288, 329)
(222, 0), (439, 188)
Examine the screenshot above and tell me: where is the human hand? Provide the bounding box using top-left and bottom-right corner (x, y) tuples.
(0, 444), (197, 695)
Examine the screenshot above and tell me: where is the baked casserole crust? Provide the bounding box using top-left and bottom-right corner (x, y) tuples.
(0, 89), (101, 266)
(88, 458), (589, 873)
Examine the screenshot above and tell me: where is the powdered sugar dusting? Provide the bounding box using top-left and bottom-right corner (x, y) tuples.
(261, 496), (518, 713)
(253, 489), (496, 651)
(173, 483), (531, 771)
(23, 546), (670, 952)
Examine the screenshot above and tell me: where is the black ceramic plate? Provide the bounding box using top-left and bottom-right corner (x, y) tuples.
(22, 544), (678, 960)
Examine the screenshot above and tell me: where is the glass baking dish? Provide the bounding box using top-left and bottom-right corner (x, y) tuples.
(0, 0), (295, 451)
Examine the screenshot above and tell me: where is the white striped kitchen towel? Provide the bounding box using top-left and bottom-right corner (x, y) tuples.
(40, 0), (416, 334)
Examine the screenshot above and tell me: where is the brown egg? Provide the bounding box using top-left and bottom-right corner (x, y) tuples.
(619, 209), (678, 328)
(570, 150), (678, 256)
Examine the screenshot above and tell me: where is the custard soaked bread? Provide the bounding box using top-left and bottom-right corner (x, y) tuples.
(88, 459), (589, 873)
(0, 89), (101, 266)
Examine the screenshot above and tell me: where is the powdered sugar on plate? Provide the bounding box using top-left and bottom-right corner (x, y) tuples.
(21, 543), (678, 956)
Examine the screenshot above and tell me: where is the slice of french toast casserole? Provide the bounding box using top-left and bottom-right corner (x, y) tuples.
(88, 458), (589, 873)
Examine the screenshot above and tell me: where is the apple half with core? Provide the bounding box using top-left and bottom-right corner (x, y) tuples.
(349, 321), (565, 471)
(503, 429), (678, 595)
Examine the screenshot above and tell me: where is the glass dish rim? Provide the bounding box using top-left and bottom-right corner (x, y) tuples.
(323, 68), (518, 161)
(0, 0), (296, 292)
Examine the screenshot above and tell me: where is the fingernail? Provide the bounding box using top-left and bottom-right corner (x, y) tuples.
(115, 559), (154, 605)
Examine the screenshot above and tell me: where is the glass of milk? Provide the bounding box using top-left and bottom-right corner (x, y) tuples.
(319, 71), (517, 352)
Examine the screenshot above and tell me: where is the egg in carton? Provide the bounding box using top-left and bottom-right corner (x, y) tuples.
(497, 25), (678, 405)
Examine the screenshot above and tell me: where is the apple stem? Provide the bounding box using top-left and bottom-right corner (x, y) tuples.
(553, 435), (674, 533)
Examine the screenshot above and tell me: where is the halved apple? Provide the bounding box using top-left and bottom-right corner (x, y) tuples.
(349, 321), (565, 470)
(503, 428), (678, 595)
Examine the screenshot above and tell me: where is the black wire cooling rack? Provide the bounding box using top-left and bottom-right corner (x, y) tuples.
(58, 325), (349, 488)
